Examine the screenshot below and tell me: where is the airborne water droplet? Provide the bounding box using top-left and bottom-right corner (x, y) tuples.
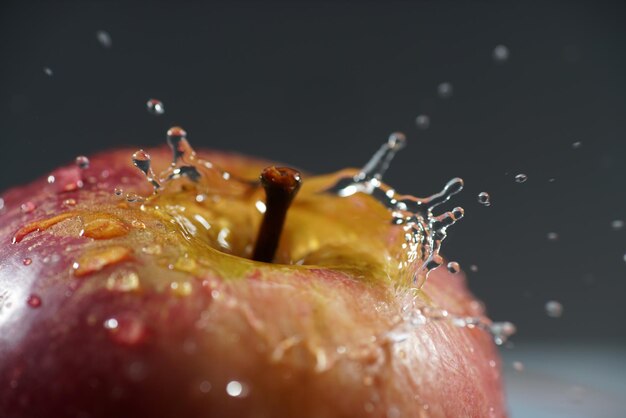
(477, 192), (491, 206)
(75, 156), (90, 170)
(611, 220), (624, 231)
(415, 114), (430, 130)
(515, 173), (527, 183)
(512, 361), (525, 372)
(547, 232), (559, 241)
(489, 321), (517, 345)
(43, 67), (53, 76)
(545, 300), (563, 318)
(146, 99), (165, 115)
(437, 82), (453, 99)
(572, 141), (582, 149)
(447, 261), (460, 274)
(96, 30), (112, 48)
(493, 45), (510, 63)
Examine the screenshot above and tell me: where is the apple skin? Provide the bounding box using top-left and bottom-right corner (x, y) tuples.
(0, 147), (506, 418)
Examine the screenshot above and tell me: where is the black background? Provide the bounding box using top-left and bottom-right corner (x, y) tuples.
(1, 0), (625, 342)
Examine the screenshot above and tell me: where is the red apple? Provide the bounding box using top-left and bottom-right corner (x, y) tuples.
(0, 137), (507, 417)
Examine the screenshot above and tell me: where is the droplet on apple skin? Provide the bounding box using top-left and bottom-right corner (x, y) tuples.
(446, 262), (460, 274)
(27, 294), (42, 308)
(103, 313), (148, 346)
(20, 202), (36, 214)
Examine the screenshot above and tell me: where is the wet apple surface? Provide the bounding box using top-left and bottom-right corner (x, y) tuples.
(0, 135), (507, 417)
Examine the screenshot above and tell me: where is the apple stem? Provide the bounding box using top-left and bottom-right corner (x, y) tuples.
(252, 166), (302, 263)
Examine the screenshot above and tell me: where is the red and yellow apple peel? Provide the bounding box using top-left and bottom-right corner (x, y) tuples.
(0, 128), (511, 417)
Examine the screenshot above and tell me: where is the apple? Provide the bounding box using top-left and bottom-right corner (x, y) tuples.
(0, 130), (507, 417)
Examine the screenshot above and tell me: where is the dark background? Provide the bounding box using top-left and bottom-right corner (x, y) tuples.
(1, 0), (625, 343)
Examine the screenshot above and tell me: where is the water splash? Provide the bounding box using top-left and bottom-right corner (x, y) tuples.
(127, 126), (255, 202)
(327, 133), (464, 288)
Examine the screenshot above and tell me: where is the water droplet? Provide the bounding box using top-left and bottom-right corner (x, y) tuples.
(469, 264), (479, 272)
(572, 141), (582, 149)
(170, 281), (192, 297)
(104, 318), (118, 330)
(387, 406), (401, 418)
(545, 300), (563, 318)
(447, 261), (460, 274)
(489, 321), (517, 345)
(327, 133), (464, 288)
(199, 381), (212, 393)
(131, 149), (152, 173)
(63, 198), (77, 206)
(611, 220), (624, 231)
(96, 30), (112, 48)
(0, 197), (4, 211)
(437, 82), (453, 98)
(512, 361), (524, 372)
(114, 188), (123, 197)
(146, 99), (165, 116)
(27, 294), (41, 308)
(547, 232), (559, 241)
(415, 114), (430, 130)
(226, 380), (248, 397)
(75, 156), (90, 170)
(131, 149), (161, 192)
(488, 359), (497, 368)
(477, 192), (491, 206)
(43, 67), (53, 76)
(166, 126), (189, 162)
(20, 202), (36, 214)
(125, 192), (144, 203)
(106, 270), (140, 292)
(103, 314), (147, 346)
(493, 45), (510, 63)
(23, 258), (32, 266)
(514, 173), (527, 183)
(141, 244), (162, 255)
